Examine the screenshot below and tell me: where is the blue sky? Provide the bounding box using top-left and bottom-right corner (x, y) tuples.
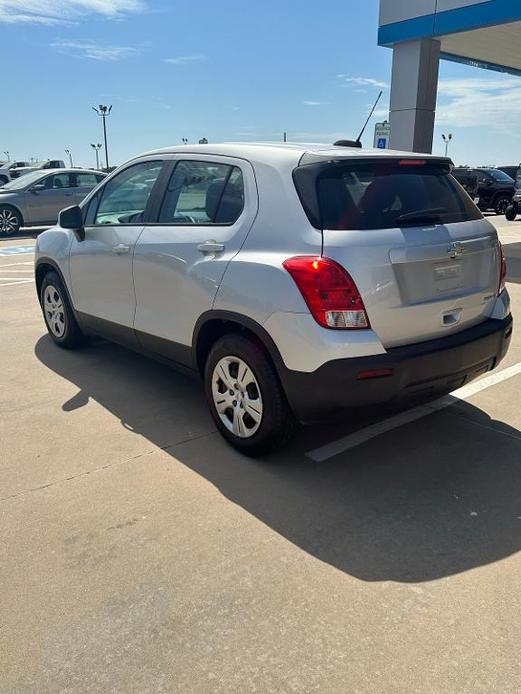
(2, 0), (521, 168)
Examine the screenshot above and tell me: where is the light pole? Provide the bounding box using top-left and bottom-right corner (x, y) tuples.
(181, 138), (188, 145)
(3, 151), (9, 162)
(442, 133), (453, 157)
(92, 104), (112, 170)
(65, 149), (73, 167)
(90, 143), (102, 170)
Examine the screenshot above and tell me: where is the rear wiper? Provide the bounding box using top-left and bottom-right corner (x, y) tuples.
(396, 207), (448, 226)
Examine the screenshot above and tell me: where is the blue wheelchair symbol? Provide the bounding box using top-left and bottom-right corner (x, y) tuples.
(377, 138), (387, 149)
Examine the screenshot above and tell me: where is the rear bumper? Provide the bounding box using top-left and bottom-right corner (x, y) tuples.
(281, 315), (513, 423)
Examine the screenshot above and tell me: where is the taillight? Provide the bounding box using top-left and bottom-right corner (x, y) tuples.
(283, 256), (370, 329)
(499, 242), (507, 294)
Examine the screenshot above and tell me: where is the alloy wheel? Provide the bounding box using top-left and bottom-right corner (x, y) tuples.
(211, 356), (263, 438)
(43, 285), (66, 338)
(0, 208), (20, 235)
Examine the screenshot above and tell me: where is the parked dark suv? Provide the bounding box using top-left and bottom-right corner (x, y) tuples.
(453, 167), (515, 215)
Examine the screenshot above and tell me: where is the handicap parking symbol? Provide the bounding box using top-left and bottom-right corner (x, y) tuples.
(0, 246), (35, 256)
(377, 138), (388, 149)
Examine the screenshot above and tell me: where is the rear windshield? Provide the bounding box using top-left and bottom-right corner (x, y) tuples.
(293, 159), (483, 230)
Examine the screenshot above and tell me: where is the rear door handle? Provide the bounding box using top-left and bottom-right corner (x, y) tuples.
(197, 240), (225, 254)
(112, 243), (131, 255)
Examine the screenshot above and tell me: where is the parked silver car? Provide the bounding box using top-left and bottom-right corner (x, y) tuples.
(0, 168), (105, 235)
(34, 143), (512, 455)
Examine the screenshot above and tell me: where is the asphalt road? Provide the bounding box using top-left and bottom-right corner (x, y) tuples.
(1, 216), (520, 693)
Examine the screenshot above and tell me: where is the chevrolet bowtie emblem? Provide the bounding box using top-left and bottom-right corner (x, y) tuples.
(448, 242), (464, 259)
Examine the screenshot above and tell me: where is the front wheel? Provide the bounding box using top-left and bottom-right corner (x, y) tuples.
(204, 334), (295, 456)
(495, 195), (511, 215)
(40, 271), (87, 349)
(0, 205), (22, 236)
(505, 204), (518, 221)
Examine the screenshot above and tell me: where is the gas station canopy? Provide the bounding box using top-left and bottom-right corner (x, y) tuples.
(378, 1), (521, 151)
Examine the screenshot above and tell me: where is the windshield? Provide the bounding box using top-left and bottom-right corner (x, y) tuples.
(487, 169), (515, 183)
(293, 159), (483, 230)
(1, 171), (46, 191)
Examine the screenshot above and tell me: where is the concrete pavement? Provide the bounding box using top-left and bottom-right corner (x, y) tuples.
(1, 217), (520, 693)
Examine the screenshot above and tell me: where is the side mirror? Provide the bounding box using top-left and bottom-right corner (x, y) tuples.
(30, 183), (45, 193)
(59, 205), (85, 241)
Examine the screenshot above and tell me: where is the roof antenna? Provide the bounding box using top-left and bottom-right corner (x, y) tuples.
(334, 90), (383, 149)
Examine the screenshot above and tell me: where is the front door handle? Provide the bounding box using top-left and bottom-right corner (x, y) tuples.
(112, 243), (131, 255)
(197, 240), (225, 254)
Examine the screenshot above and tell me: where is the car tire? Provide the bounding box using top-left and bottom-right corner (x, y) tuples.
(505, 204), (518, 221)
(204, 334), (296, 457)
(0, 205), (22, 236)
(494, 195), (511, 215)
(40, 271), (87, 349)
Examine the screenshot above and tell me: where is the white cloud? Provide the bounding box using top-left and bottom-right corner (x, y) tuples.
(50, 38), (140, 61)
(338, 76), (389, 89)
(0, 0), (147, 24)
(436, 77), (521, 130)
(164, 54), (206, 65)
(303, 100), (329, 106)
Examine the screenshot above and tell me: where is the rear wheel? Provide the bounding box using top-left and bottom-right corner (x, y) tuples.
(40, 271), (86, 349)
(495, 195), (511, 215)
(505, 204), (518, 221)
(0, 205), (22, 236)
(204, 334), (295, 456)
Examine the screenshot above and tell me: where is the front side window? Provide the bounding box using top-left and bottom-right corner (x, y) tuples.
(294, 160), (483, 230)
(488, 169), (514, 183)
(94, 161), (162, 225)
(47, 173), (72, 189)
(159, 161), (244, 225)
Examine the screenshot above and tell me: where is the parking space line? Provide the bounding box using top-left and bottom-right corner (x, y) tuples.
(0, 262), (33, 268)
(0, 279), (33, 287)
(306, 362), (521, 462)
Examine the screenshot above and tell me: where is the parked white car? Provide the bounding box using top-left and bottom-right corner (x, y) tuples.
(0, 161), (31, 186)
(34, 143), (512, 455)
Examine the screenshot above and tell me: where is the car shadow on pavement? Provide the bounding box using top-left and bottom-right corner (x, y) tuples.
(35, 334), (521, 584)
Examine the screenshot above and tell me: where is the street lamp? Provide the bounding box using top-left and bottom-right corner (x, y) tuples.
(90, 143), (102, 170)
(65, 149), (73, 167)
(181, 138), (188, 145)
(3, 151), (9, 162)
(441, 133), (453, 157)
(92, 104), (112, 170)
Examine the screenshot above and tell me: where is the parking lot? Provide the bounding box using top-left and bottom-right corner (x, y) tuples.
(1, 218), (521, 693)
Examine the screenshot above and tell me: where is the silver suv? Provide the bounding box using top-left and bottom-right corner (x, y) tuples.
(35, 143), (513, 455)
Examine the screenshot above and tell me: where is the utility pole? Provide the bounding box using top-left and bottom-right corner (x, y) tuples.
(65, 149), (73, 167)
(283, 131), (287, 143)
(92, 104), (112, 170)
(441, 133), (453, 158)
(90, 143), (102, 170)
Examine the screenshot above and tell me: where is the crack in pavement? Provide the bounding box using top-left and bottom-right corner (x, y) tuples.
(0, 430), (217, 503)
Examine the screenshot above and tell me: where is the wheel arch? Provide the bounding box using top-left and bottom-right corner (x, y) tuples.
(35, 258), (73, 308)
(193, 311), (287, 380)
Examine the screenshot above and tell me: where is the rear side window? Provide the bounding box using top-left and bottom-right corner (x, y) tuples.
(294, 160), (483, 230)
(74, 173), (101, 187)
(158, 161), (244, 225)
